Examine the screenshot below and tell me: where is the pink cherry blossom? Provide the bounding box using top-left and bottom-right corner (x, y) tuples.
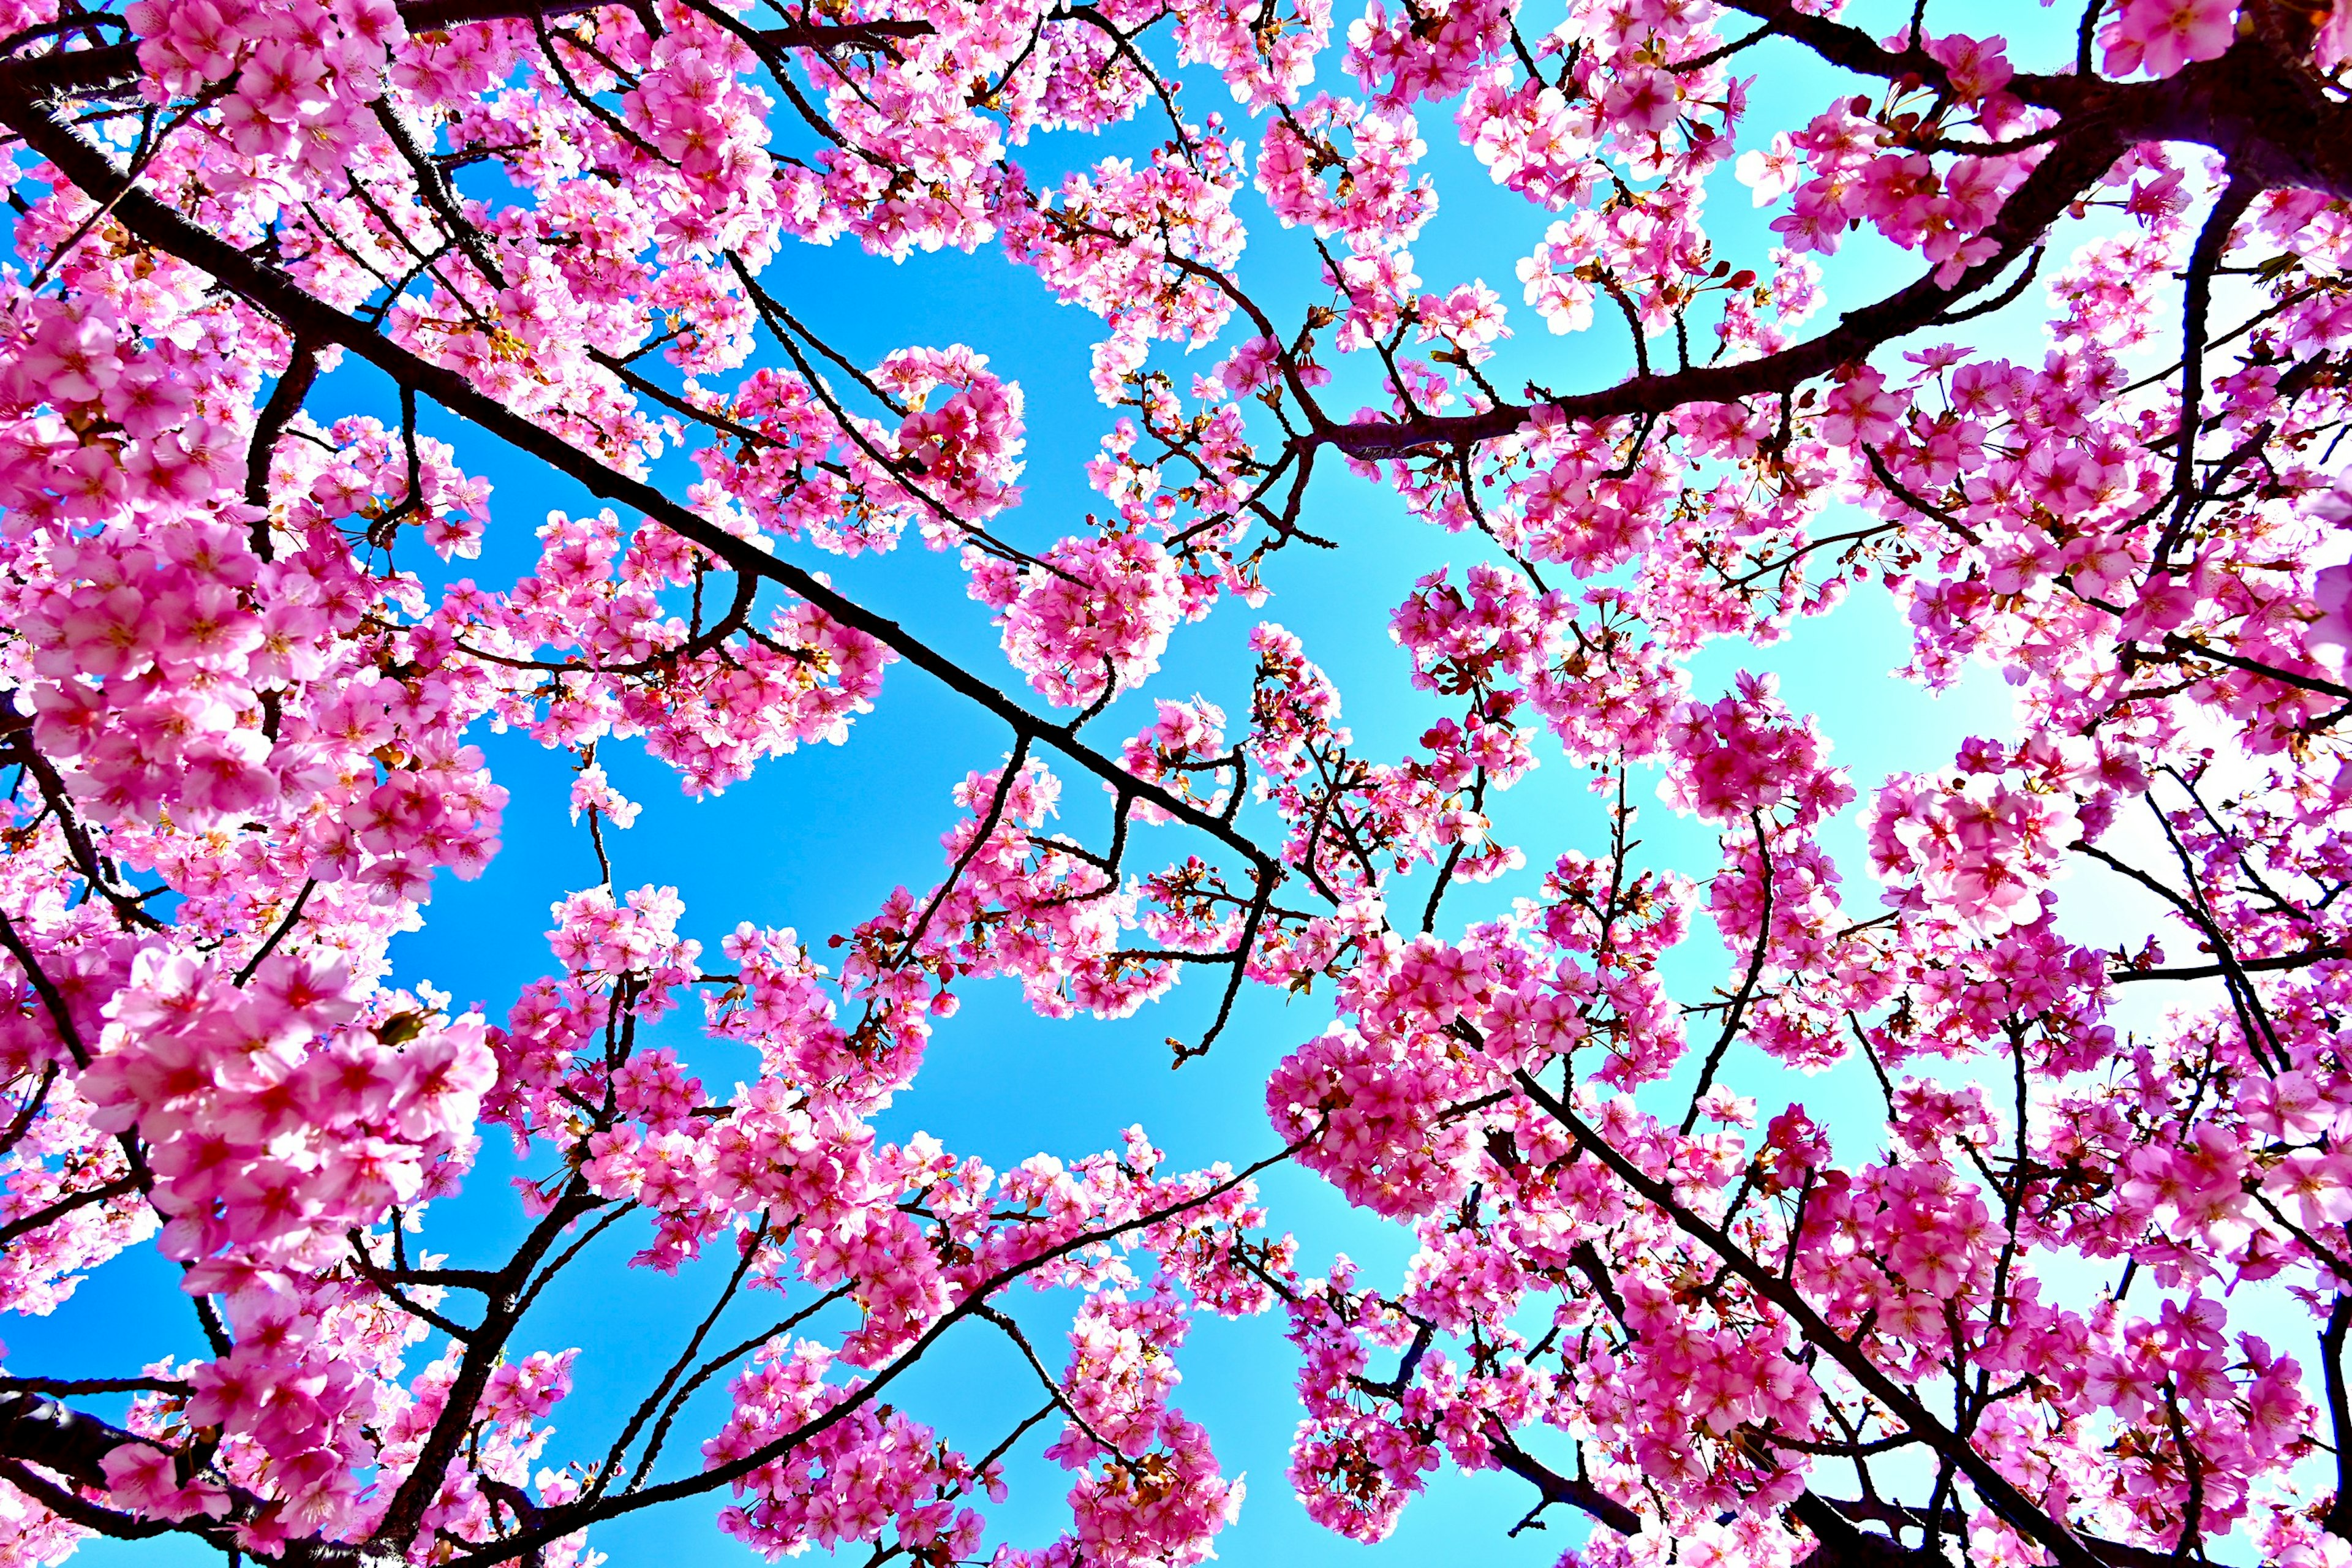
(0, 2), (2346, 1567)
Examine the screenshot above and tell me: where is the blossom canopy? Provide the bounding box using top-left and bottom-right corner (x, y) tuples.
(0, 0), (2347, 1566)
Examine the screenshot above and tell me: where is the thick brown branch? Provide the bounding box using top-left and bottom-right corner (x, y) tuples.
(368, 1182), (606, 1547)
(244, 336), (320, 557)
(2325, 1294), (2352, 1539)
(0, 1390), (143, 1489)
(1308, 23), (2352, 464)
(1316, 115), (2124, 460)
(2110, 944), (2339, 982)
(1508, 1068), (2100, 1568)
(0, 100), (1290, 907)
(0, 1174), (139, 1247)
(1487, 1427), (1643, 1536)
(0, 1), (932, 99)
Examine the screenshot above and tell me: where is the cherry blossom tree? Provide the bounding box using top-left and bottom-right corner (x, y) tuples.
(0, 0), (2348, 1563)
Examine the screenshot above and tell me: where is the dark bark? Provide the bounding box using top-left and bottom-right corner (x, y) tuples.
(0, 1391), (138, 1489)
(2324, 1295), (2352, 1539)
(1485, 1428), (1645, 1537)
(0, 93), (1280, 900)
(1309, 6), (2352, 461)
(0, 0), (930, 100)
(1312, 115), (2127, 459)
(244, 337), (320, 558)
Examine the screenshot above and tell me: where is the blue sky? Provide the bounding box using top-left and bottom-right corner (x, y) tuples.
(8, 1), (2177, 1563)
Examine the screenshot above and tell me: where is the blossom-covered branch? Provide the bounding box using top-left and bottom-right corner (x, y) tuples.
(0, 0), (2348, 1564)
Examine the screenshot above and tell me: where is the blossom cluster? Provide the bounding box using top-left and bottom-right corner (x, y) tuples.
(0, 0), (2349, 1564)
